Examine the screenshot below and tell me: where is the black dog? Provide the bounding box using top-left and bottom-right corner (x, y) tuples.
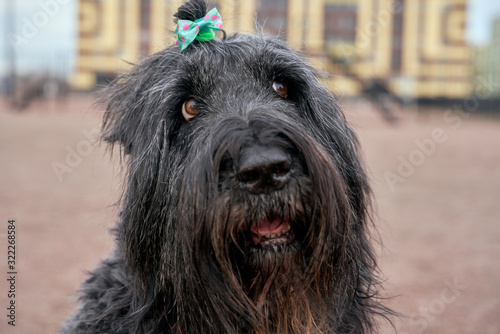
(62, 0), (390, 332)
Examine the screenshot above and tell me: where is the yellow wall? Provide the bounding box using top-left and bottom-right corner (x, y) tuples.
(72, 0), (259, 90)
(150, 0), (185, 54)
(72, 0), (471, 99)
(354, 0), (471, 98)
(71, 0), (141, 89)
(217, 0), (257, 34)
(354, 0), (393, 79)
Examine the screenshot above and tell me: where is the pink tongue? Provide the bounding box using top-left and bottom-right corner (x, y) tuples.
(251, 219), (288, 237)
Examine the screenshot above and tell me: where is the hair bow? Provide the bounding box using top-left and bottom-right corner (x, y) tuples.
(175, 8), (223, 52)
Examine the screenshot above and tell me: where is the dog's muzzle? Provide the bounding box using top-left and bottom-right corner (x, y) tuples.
(235, 143), (297, 250)
(237, 144), (292, 195)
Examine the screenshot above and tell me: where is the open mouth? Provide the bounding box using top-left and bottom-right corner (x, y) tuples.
(250, 218), (295, 249)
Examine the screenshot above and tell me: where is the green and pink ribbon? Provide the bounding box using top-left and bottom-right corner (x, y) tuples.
(175, 8), (223, 52)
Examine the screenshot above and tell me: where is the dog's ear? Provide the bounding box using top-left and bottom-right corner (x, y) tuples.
(174, 0), (208, 22)
(100, 68), (146, 155)
(101, 52), (181, 155)
(101, 1), (211, 155)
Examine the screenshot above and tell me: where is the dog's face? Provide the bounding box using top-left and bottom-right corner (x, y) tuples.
(102, 2), (381, 332)
(106, 34), (363, 268)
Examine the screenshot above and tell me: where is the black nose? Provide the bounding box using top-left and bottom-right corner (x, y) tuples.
(237, 145), (292, 194)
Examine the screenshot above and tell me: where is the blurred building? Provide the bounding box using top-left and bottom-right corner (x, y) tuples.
(71, 0), (472, 100)
(471, 17), (500, 98)
(332, 0), (471, 99)
(490, 18), (500, 96)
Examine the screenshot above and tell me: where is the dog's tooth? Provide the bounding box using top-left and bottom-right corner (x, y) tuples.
(283, 225), (291, 232)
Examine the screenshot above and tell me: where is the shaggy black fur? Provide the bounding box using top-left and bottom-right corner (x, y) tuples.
(61, 0), (391, 333)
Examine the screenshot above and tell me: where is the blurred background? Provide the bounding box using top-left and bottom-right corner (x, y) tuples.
(0, 0), (499, 333)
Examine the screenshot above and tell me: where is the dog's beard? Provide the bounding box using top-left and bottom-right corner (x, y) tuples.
(235, 232), (331, 334)
(245, 243), (309, 332)
(218, 191), (333, 333)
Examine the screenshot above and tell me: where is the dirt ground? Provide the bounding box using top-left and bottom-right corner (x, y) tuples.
(0, 95), (499, 334)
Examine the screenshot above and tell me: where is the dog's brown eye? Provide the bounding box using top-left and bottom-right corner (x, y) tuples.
(273, 80), (288, 99)
(182, 98), (200, 121)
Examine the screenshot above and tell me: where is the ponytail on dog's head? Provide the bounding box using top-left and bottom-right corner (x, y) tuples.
(174, 0), (208, 23)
